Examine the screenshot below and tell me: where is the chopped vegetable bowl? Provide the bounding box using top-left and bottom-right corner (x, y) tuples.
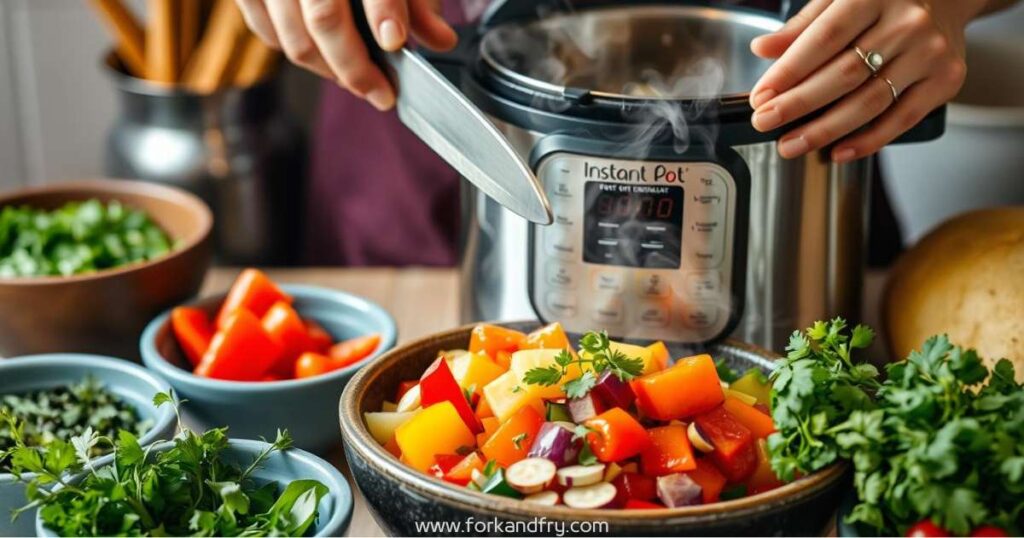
(339, 322), (848, 536)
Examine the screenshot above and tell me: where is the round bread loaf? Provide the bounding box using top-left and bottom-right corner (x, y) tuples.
(885, 207), (1024, 380)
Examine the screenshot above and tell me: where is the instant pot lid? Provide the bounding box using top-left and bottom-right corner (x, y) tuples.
(478, 5), (782, 103)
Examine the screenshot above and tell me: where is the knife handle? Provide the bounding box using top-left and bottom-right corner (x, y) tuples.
(349, 0), (390, 73)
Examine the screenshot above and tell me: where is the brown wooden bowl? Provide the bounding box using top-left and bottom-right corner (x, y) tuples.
(339, 322), (850, 536)
(0, 179), (213, 360)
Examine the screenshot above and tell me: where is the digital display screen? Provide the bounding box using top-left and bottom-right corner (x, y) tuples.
(583, 182), (684, 269)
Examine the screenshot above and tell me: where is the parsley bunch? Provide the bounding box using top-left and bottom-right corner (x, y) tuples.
(522, 331), (645, 399)
(769, 319), (1024, 535)
(2, 392), (328, 537)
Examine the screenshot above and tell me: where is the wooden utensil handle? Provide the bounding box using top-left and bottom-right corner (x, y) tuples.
(181, 0), (248, 93)
(233, 36), (280, 87)
(87, 0), (147, 76)
(147, 0), (180, 83)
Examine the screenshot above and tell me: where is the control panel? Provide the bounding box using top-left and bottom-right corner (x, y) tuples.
(529, 153), (739, 343)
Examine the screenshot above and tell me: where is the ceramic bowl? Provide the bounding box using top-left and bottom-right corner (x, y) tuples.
(34, 438), (353, 537)
(0, 354), (178, 537)
(0, 179), (213, 360)
(339, 322), (849, 536)
(141, 284), (397, 453)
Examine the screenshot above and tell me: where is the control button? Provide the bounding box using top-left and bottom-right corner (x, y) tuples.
(545, 229), (578, 260)
(636, 301), (670, 328)
(592, 270), (624, 293)
(546, 291), (578, 318)
(687, 220), (725, 268)
(546, 261), (578, 290)
(636, 272), (671, 298)
(591, 295), (624, 325)
(686, 271), (722, 301)
(554, 213), (576, 227)
(683, 303), (721, 330)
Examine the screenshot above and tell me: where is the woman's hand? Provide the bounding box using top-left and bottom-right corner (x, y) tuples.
(749, 0), (988, 162)
(234, 0), (457, 110)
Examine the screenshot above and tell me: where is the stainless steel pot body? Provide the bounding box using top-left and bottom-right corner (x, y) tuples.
(104, 59), (306, 265)
(460, 126), (871, 350)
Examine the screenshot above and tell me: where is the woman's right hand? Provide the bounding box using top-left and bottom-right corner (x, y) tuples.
(234, 0), (458, 110)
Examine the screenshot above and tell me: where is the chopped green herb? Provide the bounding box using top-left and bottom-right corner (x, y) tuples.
(714, 358), (740, 384)
(522, 331), (644, 398)
(511, 433), (528, 450)
(0, 199), (175, 277)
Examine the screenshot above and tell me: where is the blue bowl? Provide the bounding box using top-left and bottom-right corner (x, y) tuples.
(0, 355), (177, 537)
(35, 438), (353, 537)
(141, 284), (397, 453)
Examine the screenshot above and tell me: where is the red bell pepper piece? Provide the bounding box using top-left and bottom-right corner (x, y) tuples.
(216, 268), (292, 329)
(624, 499), (664, 510)
(443, 451), (485, 486)
(395, 380), (418, 402)
(468, 324), (526, 361)
(584, 408), (651, 463)
(429, 453), (465, 479)
(419, 357), (483, 433)
(195, 309), (282, 381)
(171, 306), (213, 367)
(329, 333), (381, 368)
(613, 472), (658, 504)
(262, 301), (315, 373)
(641, 425), (697, 476)
(694, 405), (758, 482)
(722, 396), (776, 440)
(685, 458), (728, 503)
(304, 319), (333, 352)
(631, 354), (724, 421)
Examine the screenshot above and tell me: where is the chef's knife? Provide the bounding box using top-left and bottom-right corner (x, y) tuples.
(350, 2), (553, 225)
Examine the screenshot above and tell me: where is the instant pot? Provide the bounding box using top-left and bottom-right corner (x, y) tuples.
(443, 0), (945, 349)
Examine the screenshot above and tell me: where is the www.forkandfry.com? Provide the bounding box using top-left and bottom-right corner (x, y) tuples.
(413, 516), (610, 536)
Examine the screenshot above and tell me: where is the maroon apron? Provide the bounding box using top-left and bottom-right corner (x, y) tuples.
(305, 0), (783, 267)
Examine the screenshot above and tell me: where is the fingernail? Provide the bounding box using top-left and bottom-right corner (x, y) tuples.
(753, 107), (782, 131)
(366, 88), (395, 111)
(833, 147), (857, 163)
(779, 136), (810, 158)
(751, 88), (777, 108)
(378, 19), (404, 50)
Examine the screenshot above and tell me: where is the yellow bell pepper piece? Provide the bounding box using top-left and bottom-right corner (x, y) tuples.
(450, 351), (506, 395)
(482, 370), (545, 423)
(395, 401), (476, 472)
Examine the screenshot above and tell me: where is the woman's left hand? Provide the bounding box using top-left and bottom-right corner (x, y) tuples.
(749, 0), (984, 162)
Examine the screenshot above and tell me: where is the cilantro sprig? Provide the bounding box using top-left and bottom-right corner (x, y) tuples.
(522, 331), (645, 399)
(768, 319), (1024, 536)
(3, 391), (328, 537)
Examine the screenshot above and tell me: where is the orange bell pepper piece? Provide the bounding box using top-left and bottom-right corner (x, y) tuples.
(645, 341), (671, 370)
(262, 301), (315, 374)
(383, 435), (401, 457)
(746, 439), (784, 495)
(468, 324), (526, 361)
(480, 405), (543, 467)
(641, 424), (697, 476)
(694, 405), (758, 482)
(631, 354), (724, 421)
(395, 401), (477, 472)
(475, 393), (495, 419)
(443, 451), (485, 486)
(523, 323), (573, 351)
(171, 307), (213, 367)
(494, 350), (513, 370)
(294, 352), (332, 379)
(685, 459), (728, 503)
(477, 416), (500, 447)
(216, 268), (292, 329)
(584, 408), (651, 463)
(329, 333), (381, 368)
(722, 396), (776, 440)
(195, 309), (282, 381)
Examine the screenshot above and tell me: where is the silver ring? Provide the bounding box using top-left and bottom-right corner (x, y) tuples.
(883, 77), (900, 103)
(854, 46), (885, 75)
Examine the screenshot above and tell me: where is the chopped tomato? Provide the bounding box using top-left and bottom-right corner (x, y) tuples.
(906, 520), (950, 537)
(216, 269), (291, 329)
(171, 307), (213, 367)
(624, 499), (664, 509)
(641, 424), (697, 476)
(294, 352), (331, 379)
(480, 405), (543, 467)
(585, 408), (651, 463)
(970, 526), (1008, 537)
(694, 405), (757, 482)
(468, 325), (526, 361)
(195, 309), (282, 381)
(329, 333), (381, 368)
(612, 472), (657, 503)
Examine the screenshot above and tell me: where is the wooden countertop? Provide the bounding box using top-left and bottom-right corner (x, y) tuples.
(203, 267), (887, 536)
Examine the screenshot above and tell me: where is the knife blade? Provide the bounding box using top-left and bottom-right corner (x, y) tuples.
(348, 1), (552, 225)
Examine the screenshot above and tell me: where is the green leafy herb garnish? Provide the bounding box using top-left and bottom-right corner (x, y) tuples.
(511, 433), (528, 450)
(4, 390), (328, 537)
(768, 319), (1024, 536)
(522, 331), (645, 398)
